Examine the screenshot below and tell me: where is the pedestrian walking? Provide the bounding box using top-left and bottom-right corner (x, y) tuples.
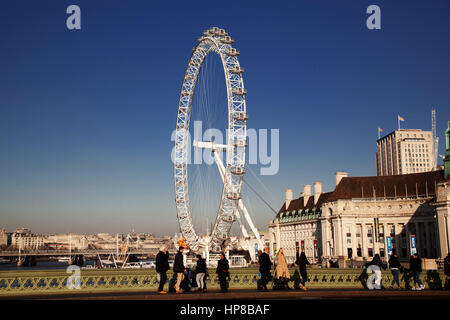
(155, 245), (169, 294)
(366, 253), (386, 290)
(444, 253), (450, 290)
(388, 251), (402, 289)
(295, 251), (310, 291)
(444, 253), (450, 277)
(195, 254), (207, 292)
(216, 252), (229, 292)
(410, 253), (424, 290)
(173, 246), (185, 293)
(275, 248), (290, 290)
(258, 247), (272, 292)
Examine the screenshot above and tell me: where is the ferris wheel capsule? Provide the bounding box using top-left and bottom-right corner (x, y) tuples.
(227, 48), (240, 56)
(233, 111), (248, 121)
(230, 166), (245, 175)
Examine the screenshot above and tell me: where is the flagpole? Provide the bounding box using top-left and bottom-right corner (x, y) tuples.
(398, 116), (400, 130)
(378, 128), (380, 139)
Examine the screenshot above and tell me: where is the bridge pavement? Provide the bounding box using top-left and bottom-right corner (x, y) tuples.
(6, 288), (450, 300)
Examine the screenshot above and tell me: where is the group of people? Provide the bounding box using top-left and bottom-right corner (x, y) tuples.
(258, 247), (310, 291)
(156, 245), (450, 294)
(366, 250), (446, 290)
(155, 245), (230, 294)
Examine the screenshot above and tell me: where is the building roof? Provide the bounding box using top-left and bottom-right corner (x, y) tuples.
(328, 170), (445, 201)
(276, 170), (445, 219)
(276, 192), (333, 217)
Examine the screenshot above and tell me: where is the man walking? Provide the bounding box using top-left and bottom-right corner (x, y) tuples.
(174, 246), (185, 293)
(195, 254), (207, 292)
(258, 247), (272, 292)
(366, 253), (386, 290)
(388, 251), (402, 289)
(216, 252), (229, 292)
(410, 253), (425, 290)
(295, 251), (310, 290)
(155, 245), (169, 294)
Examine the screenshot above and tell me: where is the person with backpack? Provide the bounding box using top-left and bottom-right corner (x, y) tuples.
(195, 254), (207, 292)
(155, 245), (169, 294)
(388, 251), (402, 289)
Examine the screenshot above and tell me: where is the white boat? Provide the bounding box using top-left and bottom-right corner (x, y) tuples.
(122, 261), (155, 269)
(57, 257), (70, 263)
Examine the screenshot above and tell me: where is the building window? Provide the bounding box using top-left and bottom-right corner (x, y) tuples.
(357, 246), (362, 257)
(379, 225), (384, 243)
(367, 227), (373, 244)
(346, 227), (351, 244)
(368, 248), (373, 257)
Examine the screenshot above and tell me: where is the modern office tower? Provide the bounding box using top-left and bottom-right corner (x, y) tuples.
(376, 129), (434, 176)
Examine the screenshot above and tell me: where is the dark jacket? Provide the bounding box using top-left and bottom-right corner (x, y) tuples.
(259, 252), (272, 273)
(388, 255), (401, 269)
(444, 255), (450, 277)
(295, 252), (310, 271)
(367, 255), (387, 270)
(173, 251), (185, 273)
(409, 256), (422, 272)
(196, 258), (207, 273)
(216, 257), (229, 275)
(155, 250), (169, 273)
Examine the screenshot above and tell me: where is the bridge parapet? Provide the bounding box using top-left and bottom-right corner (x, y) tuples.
(0, 268), (447, 297)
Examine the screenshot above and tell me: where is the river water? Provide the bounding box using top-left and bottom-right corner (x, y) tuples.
(0, 260), (96, 271)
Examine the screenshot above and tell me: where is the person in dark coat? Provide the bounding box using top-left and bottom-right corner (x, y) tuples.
(258, 247), (272, 292)
(195, 254), (207, 292)
(410, 253), (424, 290)
(444, 253), (450, 277)
(366, 253), (386, 290)
(155, 245), (169, 294)
(216, 252), (229, 292)
(173, 247), (185, 293)
(295, 251), (310, 289)
(388, 251), (402, 289)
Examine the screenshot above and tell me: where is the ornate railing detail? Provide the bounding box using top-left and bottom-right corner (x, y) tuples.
(0, 268), (447, 296)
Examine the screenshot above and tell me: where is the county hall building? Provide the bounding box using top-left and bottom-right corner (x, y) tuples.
(268, 123), (450, 265)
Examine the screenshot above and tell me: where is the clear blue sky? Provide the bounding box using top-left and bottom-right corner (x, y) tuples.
(0, 0), (449, 235)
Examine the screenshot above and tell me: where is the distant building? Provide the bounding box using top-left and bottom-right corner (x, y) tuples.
(376, 129), (434, 176)
(45, 234), (88, 250)
(0, 229), (10, 247)
(11, 228), (45, 249)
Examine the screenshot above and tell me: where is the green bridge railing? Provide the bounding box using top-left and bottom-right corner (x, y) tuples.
(0, 268), (448, 297)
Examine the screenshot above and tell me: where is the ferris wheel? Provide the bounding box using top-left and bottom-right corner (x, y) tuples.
(174, 27), (263, 256)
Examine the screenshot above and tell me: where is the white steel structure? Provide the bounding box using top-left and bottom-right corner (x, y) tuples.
(174, 27), (263, 255)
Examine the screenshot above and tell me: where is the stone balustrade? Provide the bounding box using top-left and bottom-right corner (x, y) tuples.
(0, 268), (447, 297)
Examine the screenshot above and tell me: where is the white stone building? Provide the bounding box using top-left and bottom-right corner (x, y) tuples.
(269, 169), (449, 263)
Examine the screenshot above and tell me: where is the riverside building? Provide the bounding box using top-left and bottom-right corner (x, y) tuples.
(269, 123), (450, 264)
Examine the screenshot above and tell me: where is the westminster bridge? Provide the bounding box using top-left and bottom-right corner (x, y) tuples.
(0, 268), (448, 298)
